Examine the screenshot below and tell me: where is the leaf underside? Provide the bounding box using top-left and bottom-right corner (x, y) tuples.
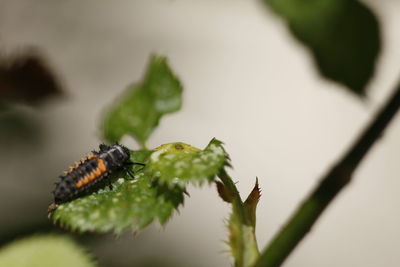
(263, 0), (380, 95)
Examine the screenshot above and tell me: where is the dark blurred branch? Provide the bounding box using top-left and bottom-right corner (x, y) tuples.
(254, 80), (400, 267)
(0, 49), (63, 106)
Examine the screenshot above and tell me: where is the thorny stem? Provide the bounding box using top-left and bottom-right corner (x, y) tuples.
(219, 168), (260, 267)
(218, 168), (248, 224)
(254, 82), (400, 267)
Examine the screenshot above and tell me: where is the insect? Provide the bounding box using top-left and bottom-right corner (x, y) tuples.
(52, 143), (144, 205)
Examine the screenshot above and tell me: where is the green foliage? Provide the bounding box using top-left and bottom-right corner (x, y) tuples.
(0, 235), (95, 267)
(102, 55), (183, 148)
(51, 55), (229, 234)
(263, 0), (380, 95)
(50, 140), (228, 234)
(147, 139), (228, 188)
(51, 150), (185, 234)
(49, 49), (259, 267)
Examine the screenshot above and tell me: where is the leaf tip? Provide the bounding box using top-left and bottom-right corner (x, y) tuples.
(245, 177), (261, 206)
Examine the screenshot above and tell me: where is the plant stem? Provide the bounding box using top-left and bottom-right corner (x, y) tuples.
(219, 169), (260, 267)
(218, 168), (248, 224)
(219, 169), (246, 267)
(254, 82), (400, 267)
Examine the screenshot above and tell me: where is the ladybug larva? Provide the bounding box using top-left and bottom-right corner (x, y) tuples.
(52, 143), (143, 205)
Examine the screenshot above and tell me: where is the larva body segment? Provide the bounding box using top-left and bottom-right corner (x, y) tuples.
(53, 144), (133, 204)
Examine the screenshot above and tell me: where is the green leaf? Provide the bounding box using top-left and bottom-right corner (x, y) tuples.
(147, 138), (228, 188)
(0, 235), (95, 267)
(102, 55), (183, 148)
(49, 139), (227, 234)
(263, 0), (380, 95)
(50, 150), (185, 234)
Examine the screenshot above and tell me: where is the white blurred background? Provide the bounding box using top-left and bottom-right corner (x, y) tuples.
(0, 0), (400, 266)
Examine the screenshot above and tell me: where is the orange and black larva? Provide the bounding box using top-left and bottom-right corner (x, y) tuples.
(53, 144), (143, 204)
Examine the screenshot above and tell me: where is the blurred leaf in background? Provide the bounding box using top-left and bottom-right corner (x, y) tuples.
(102, 55), (183, 148)
(0, 49), (63, 106)
(0, 235), (95, 267)
(263, 0), (380, 95)
(0, 48), (63, 146)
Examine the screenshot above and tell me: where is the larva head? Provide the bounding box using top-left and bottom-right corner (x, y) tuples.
(113, 144), (131, 162)
(100, 144), (131, 169)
